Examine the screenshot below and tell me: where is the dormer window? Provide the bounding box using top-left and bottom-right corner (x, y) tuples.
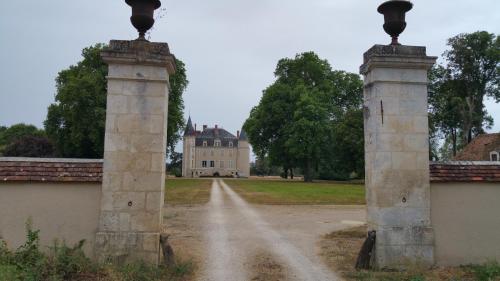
(203, 141), (207, 147)
(491, 151), (499, 162)
(214, 140), (221, 147)
(229, 141), (233, 148)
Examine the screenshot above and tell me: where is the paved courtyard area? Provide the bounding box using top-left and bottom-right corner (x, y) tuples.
(164, 179), (366, 281)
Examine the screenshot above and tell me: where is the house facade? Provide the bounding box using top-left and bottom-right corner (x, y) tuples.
(182, 117), (250, 178)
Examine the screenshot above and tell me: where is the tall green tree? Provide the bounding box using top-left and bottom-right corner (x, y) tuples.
(429, 31), (499, 158)
(44, 44), (188, 159)
(286, 87), (329, 182)
(244, 52), (363, 181)
(445, 31), (499, 144)
(45, 44), (107, 158)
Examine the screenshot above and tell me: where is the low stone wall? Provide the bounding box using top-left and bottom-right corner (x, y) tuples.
(0, 158), (103, 257)
(0, 182), (101, 257)
(431, 182), (500, 266)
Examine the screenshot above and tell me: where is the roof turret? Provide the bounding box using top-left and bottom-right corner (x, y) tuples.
(184, 116), (196, 136)
(239, 128), (248, 141)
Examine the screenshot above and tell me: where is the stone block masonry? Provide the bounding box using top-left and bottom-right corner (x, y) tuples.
(95, 40), (175, 264)
(360, 45), (436, 268)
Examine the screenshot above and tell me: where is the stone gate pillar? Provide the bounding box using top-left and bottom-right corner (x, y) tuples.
(360, 45), (436, 268)
(95, 40), (175, 264)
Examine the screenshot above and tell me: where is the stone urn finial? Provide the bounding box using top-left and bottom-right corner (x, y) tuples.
(125, 0), (162, 41)
(377, 0), (413, 45)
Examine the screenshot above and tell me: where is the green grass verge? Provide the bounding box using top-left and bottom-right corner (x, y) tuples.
(165, 178), (212, 205)
(226, 179), (366, 205)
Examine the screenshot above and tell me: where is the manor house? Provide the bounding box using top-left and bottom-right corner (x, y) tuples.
(182, 117), (250, 178)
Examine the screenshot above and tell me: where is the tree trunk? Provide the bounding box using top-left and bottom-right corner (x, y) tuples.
(452, 130), (457, 157)
(304, 160), (313, 182)
(290, 169), (294, 179)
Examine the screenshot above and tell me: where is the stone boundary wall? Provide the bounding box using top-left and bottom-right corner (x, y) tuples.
(0, 181), (101, 257)
(429, 161), (500, 266)
(1, 158), (500, 265)
(431, 181), (500, 266)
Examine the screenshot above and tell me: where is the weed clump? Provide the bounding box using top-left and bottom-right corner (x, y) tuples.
(0, 221), (194, 281)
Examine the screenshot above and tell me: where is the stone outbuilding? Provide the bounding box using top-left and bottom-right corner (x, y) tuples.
(454, 133), (500, 162)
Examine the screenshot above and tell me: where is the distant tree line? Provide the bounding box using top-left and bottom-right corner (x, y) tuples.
(1, 44), (189, 161)
(0, 124), (54, 157)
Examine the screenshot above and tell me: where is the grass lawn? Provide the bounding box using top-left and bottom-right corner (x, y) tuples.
(165, 178), (212, 205)
(225, 179), (365, 205)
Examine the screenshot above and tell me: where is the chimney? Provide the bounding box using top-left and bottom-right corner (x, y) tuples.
(215, 124), (218, 129)
(237, 130), (240, 138)
(203, 125), (207, 130)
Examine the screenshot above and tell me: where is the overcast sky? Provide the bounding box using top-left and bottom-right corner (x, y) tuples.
(1, 0), (499, 154)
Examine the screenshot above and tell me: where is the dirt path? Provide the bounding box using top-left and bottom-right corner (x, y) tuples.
(164, 179), (366, 281)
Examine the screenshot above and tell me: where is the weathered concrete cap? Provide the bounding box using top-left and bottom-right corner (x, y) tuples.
(101, 40), (176, 74)
(360, 44), (437, 74)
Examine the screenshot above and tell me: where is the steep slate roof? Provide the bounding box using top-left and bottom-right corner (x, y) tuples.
(0, 158), (102, 182)
(430, 162), (500, 183)
(454, 133), (500, 161)
(184, 116), (196, 136)
(198, 128), (237, 139)
(195, 127), (238, 147)
(239, 128), (248, 141)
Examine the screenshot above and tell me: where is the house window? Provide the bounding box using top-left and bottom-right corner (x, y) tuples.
(229, 150), (233, 157)
(202, 161), (207, 168)
(210, 161), (215, 168)
(491, 152), (499, 162)
(203, 141), (207, 147)
(191, 160), (194, 168)
(220, 161), (224, 168)
(229, 160), (233, 168)
(229, 142), (233, 148)
(215, 140), (221, 147)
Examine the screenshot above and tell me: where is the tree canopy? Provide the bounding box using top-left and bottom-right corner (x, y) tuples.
(429, 31), (499, 158)
(3, 135), (54, 158)
(0, 123), (46, 156)
(44, 44), (189, 159)
(244, 52), (363, 181)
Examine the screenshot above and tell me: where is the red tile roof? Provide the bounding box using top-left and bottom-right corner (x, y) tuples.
(454, 133), (500, 161)
(430, 162), (500, 183)
(1, 159), (499, 184)
(0, 158), (102, 183)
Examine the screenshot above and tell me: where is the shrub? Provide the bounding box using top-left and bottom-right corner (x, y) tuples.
(0, 221), (195, 280)
(471, 261), (500, 281)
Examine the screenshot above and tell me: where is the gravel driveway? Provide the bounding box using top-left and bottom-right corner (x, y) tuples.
(164, 179), (366, 281)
